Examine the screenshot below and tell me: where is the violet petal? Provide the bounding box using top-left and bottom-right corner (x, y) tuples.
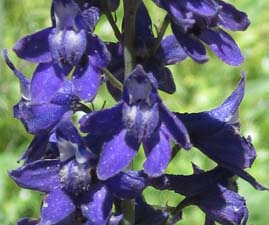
(172, 23), (208, 63)
(79, 102), (124, 135)
(40, 189), (75, 224)
(143, 130), (171, 177)
(216, 0), (250, 31)
(209, 74), (245, 122)
(72, 56), (100, 102)
(177, 0), (217, 17)
(198, 186), (248, 225)
(158, 35), (187, 65)
(81, 184), (113, 225)
(9, 159), (60, 193)
(14, 101), (68, 135)
(97, 129), (139, 180)
(159, 103), (191, 149)
(105, 171), (147, 199)
(30, 63), (63, 104)
(87, 34), (111, 68)
(13, 28), (52, 63)
(199, 28), (244, 66)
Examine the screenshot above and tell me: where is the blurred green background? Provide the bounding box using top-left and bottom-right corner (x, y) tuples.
(0, 0), (269, 224)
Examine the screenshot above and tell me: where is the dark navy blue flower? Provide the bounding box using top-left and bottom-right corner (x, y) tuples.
(151, 165), (249, 225)
(176, 74), (268, 191)
(153, 0), (250, 66)
(106, 2), (187, 100)
(13, 0), (110, 102)
(80, 65), (191, 179)
(135, 196), (169, 225)
(10, 114), (147, 225)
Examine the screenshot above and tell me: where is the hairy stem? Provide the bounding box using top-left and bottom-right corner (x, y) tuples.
(121, 2), (140, 224)
(101, 68), (123, 91)
(123, 0), (140, 79)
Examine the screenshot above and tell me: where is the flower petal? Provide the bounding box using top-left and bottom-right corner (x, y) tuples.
(9, 159), (60, 192)
(30, 63), (63, 104)
(199, 28), (244, 66)
(143, 130), (171, 177)
(19, 134), (50, 164)
(159, 103), (191, 149)
(150, 167), (229, 197)
(72, 56), (100, 102)
(81, 6), (100, 31)
(14, 100), (68, 135)
(198, 186), (249, 225)
(146, 64), (176, 94)
(3, 49), (31, 100)
(97, 129), (139, 180)
(108, 215), (123, 225)
(13, 28), (52, 63)
(171, 23), (208, 63)
(87, 34), (111, 68)
(134, 2), (155, 55)
(56, 113), (95, 164)
(177, 0), (217, 17)
(16, 218), (39, 225)
(81, 184), (113, 225)
(40, 189), (75, 224)
(135, 2), (153, 40)
(158, 35), (187, 65)
(79, 103), (124, 135)
(209, 74), (245, 122)
(216, 0), (250, 31)
(105, 171), (148, 199)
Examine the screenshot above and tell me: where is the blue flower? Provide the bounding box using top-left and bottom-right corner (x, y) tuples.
(176, 74), (268, 191)
(3, 50), (80, 135)
(10, 114), (147, 225)
(151, 165), (249, 225)
(80, 65), (191, 179)
(13, 0), (110, 102)
(135, 196), (169, 225)
(153, 0), (250, 66)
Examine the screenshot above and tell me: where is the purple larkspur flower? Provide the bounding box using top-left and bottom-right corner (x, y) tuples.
(151, 165), (249, 225)
(80, 65), (191, 179)
(176, 74), (268, 191)
(3, 50), (81, 135)
(13, 0), (110, 102)
(106, 2), (187, 100)
(10, 114), (147, 225)
(153, 0), (250, 66)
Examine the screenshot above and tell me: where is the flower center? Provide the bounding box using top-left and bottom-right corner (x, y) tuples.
(60, 160), (91, 195)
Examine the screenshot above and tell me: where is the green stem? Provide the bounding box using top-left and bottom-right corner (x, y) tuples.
(101, 0), (122, 42)
(121, 2), (140, 224)
(101, 68), (123, 91)
(123, 0), (140, 79)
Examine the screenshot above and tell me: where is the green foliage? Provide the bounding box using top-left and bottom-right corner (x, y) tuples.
(0, 0), (268, 224)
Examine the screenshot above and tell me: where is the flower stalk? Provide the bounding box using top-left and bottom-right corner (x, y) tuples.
(123, 0), (140, 78)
